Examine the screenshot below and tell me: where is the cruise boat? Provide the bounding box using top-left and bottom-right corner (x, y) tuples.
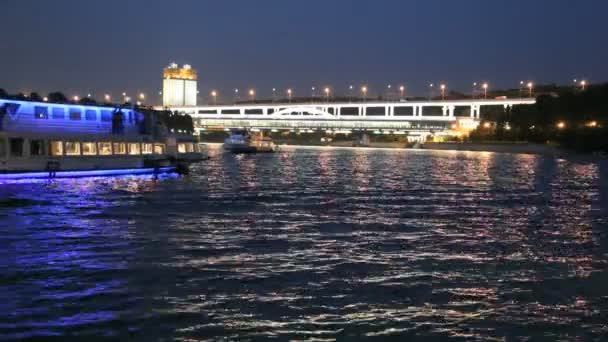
(223, 130), (276, 153)
(0, 99), (203, 179)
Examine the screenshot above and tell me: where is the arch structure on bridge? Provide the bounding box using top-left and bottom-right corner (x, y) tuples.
(167, 98), (535, 132)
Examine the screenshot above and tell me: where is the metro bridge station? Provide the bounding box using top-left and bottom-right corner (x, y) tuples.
(168, 98), (536, 141)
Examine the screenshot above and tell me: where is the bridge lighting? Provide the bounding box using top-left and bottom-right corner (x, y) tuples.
(440, 84), (446, 100)
(139, 93), (145, 100)
(211, 90), (217, 105)
(43, 97), (48, 102)
(324, 87), (330, 102)
(73, 95), (79, 102)
(287, 88), (292, 103)
(482, 83), (488, 99)
(399, 85), (405, 99)
(527, 82), (533, 97)
(104, 94), (111, 102)
(249, 89), (255, 101)
(556, 121), (566, 129)
(361, 86), (367, 101)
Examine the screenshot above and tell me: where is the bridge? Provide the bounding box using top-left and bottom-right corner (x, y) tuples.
(168, 98), (535, 140)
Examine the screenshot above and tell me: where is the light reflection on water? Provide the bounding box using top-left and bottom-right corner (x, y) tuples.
(1, 145), (608, 340)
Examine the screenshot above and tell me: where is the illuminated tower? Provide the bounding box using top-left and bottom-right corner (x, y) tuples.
(162, 63), (197, 107)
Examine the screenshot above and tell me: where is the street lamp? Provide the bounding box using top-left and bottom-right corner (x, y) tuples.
(272, 88), (276, 102)
(249, 89), (255, 101)
(287, 88), (292, 103)
(429, 83), (434, 99)
(440, 84), (446, 100)
(519, 81), (524, 97)
(139, 93), (145, 100)
(556, 121), (566, 129)
(399, 85), (405, 100)
(211, 90), (217, 105)
(349, 85), (354, 102)
(361, 86), (367, 102)
(387, 84), (392, 100)
(73, 95), (80, 102)
(527, 82), (533, 97)
(472, 82), (477, 99)
(311, 86), (316, 99)
(482, 83), (488, 99)
(324, 87), (330, 102)
(580, 80), (587, 90)
(104, 94), (111, 102)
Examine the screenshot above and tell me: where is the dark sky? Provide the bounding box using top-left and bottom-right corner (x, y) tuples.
(1, 0), (607, 104)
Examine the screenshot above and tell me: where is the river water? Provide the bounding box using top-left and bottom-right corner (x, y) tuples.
(1, 145), (608, 341)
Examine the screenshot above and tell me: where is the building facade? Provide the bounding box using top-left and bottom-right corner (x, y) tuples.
(162, 63), (197, 107)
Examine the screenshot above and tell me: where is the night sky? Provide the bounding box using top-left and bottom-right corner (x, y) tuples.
(2, 0), (607, 104)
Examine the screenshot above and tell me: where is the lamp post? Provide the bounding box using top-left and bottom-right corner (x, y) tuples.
(527, 82), (533, 97)
(399, 85), (405, 100)
(211, 90), (217, 105)
(287, 88), (292, 103)
(311, 86), (316, 99)
(428, 83), (434, 99)
(440, 84), (446, 100)
(581, 80), (587, 91)
(519, 81), (524, 97)
(272, 88), (276, 102)
(324, 87), (330, 102)
(234, 88), (239, 103)
(104, 94), (111, 102)
(482, 83), (488, 99)
(472, 82), (477, 99)
(249, 89), (255, 102)
(361, 86), (367, 102)
(349, 85), (353, 102)
(387, 84), (391, 100)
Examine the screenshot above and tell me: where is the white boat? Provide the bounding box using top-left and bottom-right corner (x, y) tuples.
(223, 130), (276, 153)
(0, 98), (203, 179)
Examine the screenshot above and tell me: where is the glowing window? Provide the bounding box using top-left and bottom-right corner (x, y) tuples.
(142, 143), (153, 155)
(50, 141), (63, 156)
(30, 139), (45, 156)
(98, 142), (112, 155)
(65, 142), (81, 156)
(128, 143), (140, 155)
(113, 142), (126, 154)
(82, 142), (97, 155)
(177, 143), (186, 153)
(153, 144), (165, 154)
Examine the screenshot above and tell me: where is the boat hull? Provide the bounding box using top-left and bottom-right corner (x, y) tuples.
(0, 166), (176, 180)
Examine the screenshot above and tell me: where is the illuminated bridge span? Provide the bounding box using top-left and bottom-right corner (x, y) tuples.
(169, 98), (535, 135)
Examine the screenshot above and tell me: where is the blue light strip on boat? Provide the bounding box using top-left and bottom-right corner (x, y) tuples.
(0, 167), (176, 180)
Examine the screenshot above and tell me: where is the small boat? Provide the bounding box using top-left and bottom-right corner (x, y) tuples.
(223, 130), (276, 153)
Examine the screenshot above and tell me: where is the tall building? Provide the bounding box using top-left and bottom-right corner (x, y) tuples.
(162, 63), (197, 107)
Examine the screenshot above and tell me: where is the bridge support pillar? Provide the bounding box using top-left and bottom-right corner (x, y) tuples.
(442, 106), (447, 116)
(448, 105), (455, 117)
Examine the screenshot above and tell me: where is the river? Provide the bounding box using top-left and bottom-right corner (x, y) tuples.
(1, 145), (608, 340)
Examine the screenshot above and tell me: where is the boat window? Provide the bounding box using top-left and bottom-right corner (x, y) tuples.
(142, 143), (153, 154)
(177, 143), (186, 153)
(128, 143), (140, 155)
(153, 144), (165, 154)
(50, 141), (63, 156)
(52, 108), (65, 119)
(85, 109), (97, 121)
(113, 142), (126, 154)
(9, 138), (24, 157)
(30, 139), (45, 156)
(34, 106), (49, 119)
(98, 142), (112, 155)
(65, 141), (81, 155)
(82, 142), (97, 155)
(0, 138), (6, 157)
(100, 110), (113, 122)
(69, 109), (82, 120)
